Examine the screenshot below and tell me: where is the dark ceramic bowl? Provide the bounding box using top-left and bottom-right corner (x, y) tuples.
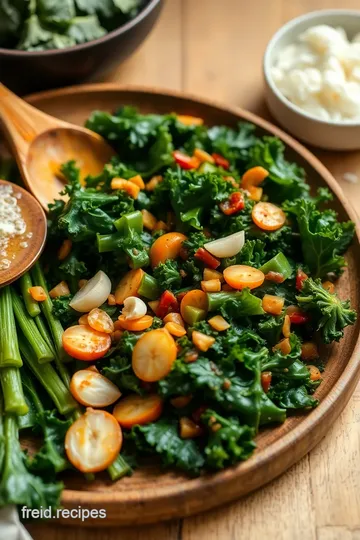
(0, 0), (163, 95)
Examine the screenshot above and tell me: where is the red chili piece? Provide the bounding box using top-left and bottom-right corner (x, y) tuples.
(156, 290), (179, 319)
(219, 192), (245, 216)
(289, 312), (310, 324)
(173, 150), (199, 170)
(212, 153), (230, 170)
(261, 372), (272, 393)
(296, 269), (309, 291)
(194, 247), (221, 269)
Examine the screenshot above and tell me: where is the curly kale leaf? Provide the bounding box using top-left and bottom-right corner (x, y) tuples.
(296, 278), (357, 343)
(102, 355), (143, 395)
(187, 346), (286, 429)
(85, 157), (138, 190)
(153, 260), (182, 291)
(151, 168), (232, 225)
(249, 225), (298, 261)
(158, 359), (194, 399)
(238, 239), (266, 267)
(247, 137), (309, 203)
(283, 198), (355, 277)
(130, 418), (205, 474)
(28, 411), (71, 475)
(202, 410), (256, 469)
(53, 161), (119, 241)
(206, 122), (258, 167)
(261, 334), (302, 372)
(257, 314), (285, 346)
(223, 239), (266, 268)
(86, 107), (174, 177)
(0, 413), (63, 509)
(268, 384), (318, 410)
(210, 194), (254, 236)
(51, 295), (78, 327)
(21, 371), (70, 475)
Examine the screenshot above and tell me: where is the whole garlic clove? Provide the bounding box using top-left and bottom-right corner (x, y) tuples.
(122, 296), (147, 320)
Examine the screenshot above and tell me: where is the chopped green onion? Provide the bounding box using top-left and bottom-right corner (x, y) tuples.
(0, 368), (28, 416)
(11, 288), (54, 364)
(259, 253), (293, 280)
(19, 273), (41, 317)
(137, 272), (160, 299)
(0, 286), (22, 368)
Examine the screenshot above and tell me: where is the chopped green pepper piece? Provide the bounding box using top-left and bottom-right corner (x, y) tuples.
(259, 253), (292, 280)
(114, 211), (143, 234)
(183, 305), (206, 325)
(137, 273), (160, 300)
(197, 162), (218, 174)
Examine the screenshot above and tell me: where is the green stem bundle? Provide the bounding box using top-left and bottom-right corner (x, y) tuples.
(11, 288), (54, 364)
(19, 273), (41, 318)
(0, 286), (22, 368)
(0, 368), (28, 416)
(31, 263), (71, 386)
(19, 337), (76, 416)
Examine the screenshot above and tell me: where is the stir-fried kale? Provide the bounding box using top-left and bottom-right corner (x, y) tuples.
(234, 239), (267, 268)
(297, 278), (357, 343)
(130, 418), (205, 474)
(21, 372), (70, 475)
(153, 260), (182, 292)
(202, 410), (256, 469)
(283, 197), (355, 277)
(268, 384), (319, 410)
(35, 106), (356, 484)
(247, 137), (309, 203)
(0, 411), (63, 509)
(257, 314), (285, 346)
(150, 168), (233, 228)
(51, 295), (78, 327)
(51, 161), (120, 242)
(102, 355), (143, 395)
(86, 107), (174, 177)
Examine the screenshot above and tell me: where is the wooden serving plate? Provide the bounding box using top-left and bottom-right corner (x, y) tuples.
(12, 84), (360, 526)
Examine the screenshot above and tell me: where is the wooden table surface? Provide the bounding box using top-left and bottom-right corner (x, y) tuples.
(27, 1), (360, 539)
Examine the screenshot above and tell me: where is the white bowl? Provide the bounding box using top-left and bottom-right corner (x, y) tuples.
(263, 9), (360, 150)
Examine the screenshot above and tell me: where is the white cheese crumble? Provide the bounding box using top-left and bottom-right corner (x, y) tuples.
(271, 25), (360, 122)
(0, 184), (27, 271)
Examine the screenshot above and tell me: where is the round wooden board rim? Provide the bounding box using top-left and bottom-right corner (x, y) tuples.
(24, 84), (360, 525)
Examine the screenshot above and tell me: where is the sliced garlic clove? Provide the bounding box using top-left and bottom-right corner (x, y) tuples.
(204, 231), (245, 258)
(69, 270), (111, 313)
(65, 408), (122, 473)
(70, 370), (121, 408)
(122, 296), (147, 320)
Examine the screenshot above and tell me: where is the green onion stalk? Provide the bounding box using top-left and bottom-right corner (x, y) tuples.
(19, 272), (41, 318)
(0, 367), (28, 416)
(0, 286), (22, 368)
(11, 288), (54, 364)
(18, 337), (76, 416)
(31, 262), (72, 386)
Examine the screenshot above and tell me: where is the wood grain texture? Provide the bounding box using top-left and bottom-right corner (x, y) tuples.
(26, 0), (360, 538)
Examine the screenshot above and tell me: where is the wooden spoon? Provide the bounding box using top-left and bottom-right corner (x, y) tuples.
(0, 180), (46, 287)
(0, 83), (115, 210)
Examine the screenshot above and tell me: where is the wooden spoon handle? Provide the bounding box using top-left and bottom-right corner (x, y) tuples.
(0, 83), (61, 165)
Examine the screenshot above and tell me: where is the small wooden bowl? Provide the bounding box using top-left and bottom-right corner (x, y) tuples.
(15, 84), (360, 526)
(0, 180), (46, 287)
